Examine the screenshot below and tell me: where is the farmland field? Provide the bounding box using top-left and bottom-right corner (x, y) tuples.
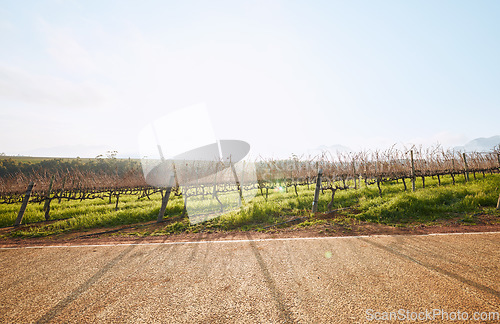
(1, 170), (499, 239)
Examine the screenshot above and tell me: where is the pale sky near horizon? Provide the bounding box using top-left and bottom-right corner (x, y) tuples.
(1, 0), (499, 158)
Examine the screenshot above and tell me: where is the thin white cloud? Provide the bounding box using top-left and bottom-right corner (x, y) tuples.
(38, 18), (97, 74)
(0, 19), (15, 32)
(0, 64), (108, 107)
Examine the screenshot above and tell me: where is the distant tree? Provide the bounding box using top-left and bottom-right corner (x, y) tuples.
(106, 150), (118, 159)
(0, 153), (141, 178)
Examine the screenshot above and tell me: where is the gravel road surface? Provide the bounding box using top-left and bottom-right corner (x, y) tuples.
(1, 232), (498, 323)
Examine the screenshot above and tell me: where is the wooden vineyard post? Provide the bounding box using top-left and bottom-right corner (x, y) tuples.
(352, 161), (357, 190)
(157, 173), (175, 223)
(411, 150), (416, 192)
(158, 187), (173, 222)
(451, 159), (456, 185)
(58, 176), (66, 203)
(43, 176), (55, 221)
(115, 193), (120, 211)
(230, 158), (243, 205)
(462, 153), (469, 182)
(497, 193), (500, 210)
(182, 192), (188, 217)
(312, 168), (323, 213)
(14, 181), (34, 226)
(172, 162), (180, 189)
(212, 162), (223, 212)
(266, 165), (271, 200)
(240, 161), (246, 195)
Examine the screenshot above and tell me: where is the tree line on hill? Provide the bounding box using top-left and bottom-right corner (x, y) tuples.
(0, 156), (141, 178)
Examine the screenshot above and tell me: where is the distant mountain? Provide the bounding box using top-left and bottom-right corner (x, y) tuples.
(454, 135), (500, 152)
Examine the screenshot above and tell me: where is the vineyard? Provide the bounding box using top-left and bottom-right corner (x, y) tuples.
(1, 145), (499, 230)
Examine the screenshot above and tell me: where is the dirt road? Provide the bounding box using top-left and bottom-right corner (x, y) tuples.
(1, 232), (499, 323)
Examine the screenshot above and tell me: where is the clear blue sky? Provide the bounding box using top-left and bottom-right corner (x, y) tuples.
(1, 0), (499, 158)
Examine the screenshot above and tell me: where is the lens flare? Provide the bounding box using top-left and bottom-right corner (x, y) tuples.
(138, 104), (257, 224)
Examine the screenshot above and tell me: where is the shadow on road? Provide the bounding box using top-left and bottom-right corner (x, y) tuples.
(246, 233), (294, 323)
(35, 243), (139, 324)
(358, 237), (500, 300)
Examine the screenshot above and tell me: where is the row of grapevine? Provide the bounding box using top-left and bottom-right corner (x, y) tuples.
(1, 146), (499, 225)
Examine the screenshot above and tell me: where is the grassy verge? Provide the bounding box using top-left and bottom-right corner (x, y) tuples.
(1, 173), (499, 238)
